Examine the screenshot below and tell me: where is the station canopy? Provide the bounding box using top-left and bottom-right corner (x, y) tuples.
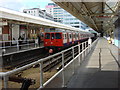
(52, 0), (119, 33)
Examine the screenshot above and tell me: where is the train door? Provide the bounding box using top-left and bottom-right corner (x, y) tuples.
(76, 33), (79, 41)
(69, 33), (72, 44)
(72, 33), (74, 44)
(63, 33), (67, 45)
(55, 33), (63, 46)
(73, 33), (75, 42)
(67, 33), (69, 45)
(79, 33), (80, 41)
(44, 33), (51, 46)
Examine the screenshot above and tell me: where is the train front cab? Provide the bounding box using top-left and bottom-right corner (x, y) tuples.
(44, 32), (63, 51)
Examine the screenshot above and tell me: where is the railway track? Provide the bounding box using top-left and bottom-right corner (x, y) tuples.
(4, 45), (80, 72)
(43, 46), (79, 72)
(3, 48), (49, 70)
(4, 40), (89, 72)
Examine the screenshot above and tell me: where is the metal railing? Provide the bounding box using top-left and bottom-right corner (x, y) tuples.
(0, 38), (99, 89)
(0, 39), (42, 55)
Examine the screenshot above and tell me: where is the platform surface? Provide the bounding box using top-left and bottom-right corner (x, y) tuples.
(67, 37), (119, 88)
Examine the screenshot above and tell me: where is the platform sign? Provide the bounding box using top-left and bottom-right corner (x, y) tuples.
(96, 16), (111, 21)
(0, 22), (8, 26)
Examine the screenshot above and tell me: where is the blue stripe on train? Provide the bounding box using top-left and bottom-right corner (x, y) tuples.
(63, 41), (78, 46)
(63, 39), (87, 46)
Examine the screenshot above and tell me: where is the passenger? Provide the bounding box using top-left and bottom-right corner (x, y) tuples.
(111, 38), (114, 45)
(88, 37), (92, 46)
(107, 36), (111, 44)
(18, 36), (22, 50)
(13, 38), (16, 45)
(37, 35), (41, 47)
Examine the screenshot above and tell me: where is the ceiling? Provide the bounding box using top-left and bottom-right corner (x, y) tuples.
(52, 0), (119, 33)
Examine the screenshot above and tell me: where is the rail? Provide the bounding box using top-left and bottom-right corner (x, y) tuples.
(0, 39), (42, 55)
(0, 38), (99, 89)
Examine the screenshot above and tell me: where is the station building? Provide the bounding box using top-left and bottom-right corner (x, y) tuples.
(45, 3), (88, 30)
(23, 8), (54, 21)
(1, 23), (44, 43)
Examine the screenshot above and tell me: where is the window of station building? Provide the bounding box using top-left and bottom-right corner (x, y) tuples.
(23, 11), (27, 13)
(70, 22), (73, 24)
(29, 11), (30, 13)
(31, 30), (32, 33)
(34, 30), (36, 34)
(45, 33), (50, 39)
(55, 33), (61, 39)
(54, 7), (61, 9)
(74, 22), (79, 24)
(70, 18), (73, 20)
(74, 26), (79, 28)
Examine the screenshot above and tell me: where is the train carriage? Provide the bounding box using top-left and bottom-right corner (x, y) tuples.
(44, 29), (95, 52)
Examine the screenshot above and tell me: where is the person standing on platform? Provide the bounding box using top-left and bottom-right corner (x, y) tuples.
(18, 36), (22, 50)
(88, 37), (92, 46)
(88, 37), (92, 51)
(37, 35), (41, 47)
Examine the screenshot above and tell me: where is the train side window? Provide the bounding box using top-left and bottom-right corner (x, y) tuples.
(65, 34), (67, 39)
(45, 33), (50, 39)
(69, 34), (71, 38)
(70, 34), (72, 38)
(72, 34), (73, 39)
(55, 33), (61, 39)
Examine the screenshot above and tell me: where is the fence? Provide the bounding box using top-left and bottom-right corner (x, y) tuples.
(0, 39), (42, 54)
(0, 38), (99, 89)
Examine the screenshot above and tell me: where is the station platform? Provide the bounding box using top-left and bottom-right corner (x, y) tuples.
(2, 43), (44, 56)
(66, 37), (119, 88)
(1, 43), (45, 69)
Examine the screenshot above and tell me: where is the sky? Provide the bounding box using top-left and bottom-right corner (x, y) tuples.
(0, 0), (53, 12)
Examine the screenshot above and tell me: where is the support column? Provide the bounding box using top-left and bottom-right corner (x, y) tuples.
(0, 24), (3, 90)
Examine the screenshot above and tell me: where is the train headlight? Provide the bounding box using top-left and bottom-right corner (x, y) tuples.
(45, 42), (47, 44)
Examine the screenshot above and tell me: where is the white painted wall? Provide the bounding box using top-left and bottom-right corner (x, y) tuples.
(3, 34), (8, 41)
(12, 24), (19, 40)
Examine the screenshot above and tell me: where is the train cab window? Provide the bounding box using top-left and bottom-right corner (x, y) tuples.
(45, 33), (50, 39)
(51, 33), (55, 39)
(55, 33), (61, 39)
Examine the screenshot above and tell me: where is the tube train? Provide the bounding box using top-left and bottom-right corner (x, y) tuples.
(44, 29), (96, 52)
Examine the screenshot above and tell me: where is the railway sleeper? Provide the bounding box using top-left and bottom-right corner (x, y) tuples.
(43, 59), (61, 72)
